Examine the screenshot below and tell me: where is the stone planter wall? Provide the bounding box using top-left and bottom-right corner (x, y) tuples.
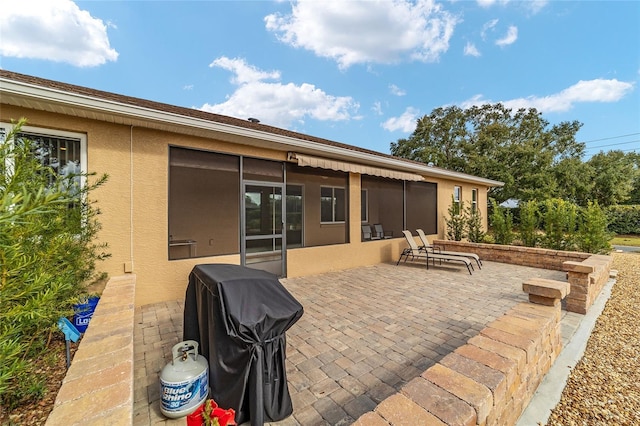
(432, 240), (590, 271)
(46, 275), (136, 425)
(563, 255), (613, 314)
(433, 241), (613, 314)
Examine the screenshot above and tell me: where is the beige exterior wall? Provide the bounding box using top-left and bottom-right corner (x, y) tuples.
(1, 105), (493, 307)
(435, 179), (489, 236)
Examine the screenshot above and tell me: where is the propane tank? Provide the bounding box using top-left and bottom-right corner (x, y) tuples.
(160, 340), (209, 418)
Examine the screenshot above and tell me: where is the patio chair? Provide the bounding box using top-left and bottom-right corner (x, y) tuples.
(374, 223), (393, 239)
(416, 228), (482, 269)
(362, 224), (380, 241)
(398, 230), (473, 275)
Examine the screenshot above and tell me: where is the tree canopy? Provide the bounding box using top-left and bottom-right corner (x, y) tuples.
(390, 103), (638, 206)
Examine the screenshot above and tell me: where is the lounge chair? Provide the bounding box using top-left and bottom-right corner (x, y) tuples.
(416, 229), (482, 269)
(398, 230), (473, 275)
(362, 224), (380, 241)
(374, 223), (393, 239)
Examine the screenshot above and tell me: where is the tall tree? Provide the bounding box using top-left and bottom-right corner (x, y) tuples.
(586, 150), (636, 206)
(390, 106), (469, 171)
(390, 103), (584, 204)
(625, 152), (640, 205)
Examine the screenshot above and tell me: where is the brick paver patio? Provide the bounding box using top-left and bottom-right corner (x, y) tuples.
(133, 260), (572, 425)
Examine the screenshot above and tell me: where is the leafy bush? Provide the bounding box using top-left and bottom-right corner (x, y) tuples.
(465, 201), (485, 243)
(490, 199), (514, 245)
(606, 205), (640, 235)
(518, 200), (539, 247)
(444, 196), (466, 241)
(0, 120), (109, 408)
(577, 200), (612, 254)
(541, 198), (577, 250)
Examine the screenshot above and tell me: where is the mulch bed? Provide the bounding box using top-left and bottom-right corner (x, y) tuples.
(0, 335), (79, 425)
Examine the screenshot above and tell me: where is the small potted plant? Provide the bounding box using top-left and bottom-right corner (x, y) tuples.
(186, 399), (236, 426)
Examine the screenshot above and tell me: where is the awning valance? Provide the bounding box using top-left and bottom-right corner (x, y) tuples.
(287, 152), (424, 181)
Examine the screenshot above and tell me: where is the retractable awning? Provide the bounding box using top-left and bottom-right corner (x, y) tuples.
(288, 152), (424, 181)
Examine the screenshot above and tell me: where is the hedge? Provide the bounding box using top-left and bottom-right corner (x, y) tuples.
(606, 205), (640, 235)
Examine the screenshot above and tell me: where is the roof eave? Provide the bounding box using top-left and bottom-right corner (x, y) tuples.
(0, 77), (504, 188)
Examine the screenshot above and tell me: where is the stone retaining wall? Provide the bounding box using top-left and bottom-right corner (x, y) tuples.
(563, 255), (613, 314)
(46, 275), (136, 425)
(434, 241), (613, 314)
(354, 293), (565, 425)
(433, 240), (590, 271)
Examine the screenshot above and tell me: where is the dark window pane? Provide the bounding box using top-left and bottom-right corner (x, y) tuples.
(361, 176), (403, 238)
(286, 185), (303, 248)
(243, 157), (283, 182)
(334, 188), (345, 222)
(406, 181), (438, 235)
(169, 147), (240, 259)
(320, 187), (334, 222)
(361, 190), (368, 222)
(286, 163), (348, 246)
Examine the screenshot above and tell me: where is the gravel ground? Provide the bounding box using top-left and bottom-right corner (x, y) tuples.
(546, 252), (640, 425)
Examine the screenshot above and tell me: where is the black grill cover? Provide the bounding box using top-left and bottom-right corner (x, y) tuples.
(183, 264), (304, 426)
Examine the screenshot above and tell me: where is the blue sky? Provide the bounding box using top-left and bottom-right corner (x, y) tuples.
(1, 0), (639, 159)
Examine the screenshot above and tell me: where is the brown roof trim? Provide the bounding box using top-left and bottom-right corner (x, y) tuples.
(0, 69), (391, 157)
(0, 69), (503, 186)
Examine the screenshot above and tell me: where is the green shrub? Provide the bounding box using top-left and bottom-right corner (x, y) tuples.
(606, 205), (640, 235)
(465, 201), (485, 243)
(0, 120), (109, 408)
(518, 200), (539, 247)
(541, 198), (577, 250)
(577, 200), (612, 254)
(490, 199), (514, 245)
(445, 196), (466, 241)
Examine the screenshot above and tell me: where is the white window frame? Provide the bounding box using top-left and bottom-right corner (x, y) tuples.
(320, 185), (346, 224)
(0, 122), (87, 186)
(471, 188), (478, 213)
(453, 185), (462, 215)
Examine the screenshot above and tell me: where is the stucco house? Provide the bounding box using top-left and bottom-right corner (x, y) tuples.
(0, 70), (502, 306)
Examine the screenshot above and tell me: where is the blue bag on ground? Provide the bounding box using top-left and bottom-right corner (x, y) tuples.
(73, 296), (100, 333)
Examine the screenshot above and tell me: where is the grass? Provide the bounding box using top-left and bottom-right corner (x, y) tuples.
(610, 234), (640, 247)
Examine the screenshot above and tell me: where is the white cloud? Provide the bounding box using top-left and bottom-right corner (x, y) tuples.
(382, 107), (420, 132)
(496, 25), (518, 47)
(209, 57), (280, 85)
(389, 84), (406, 96)
(372, 101), (383, 115)
(265, 0), (459, 69)
(478, 0), (547, 14)
(183, 85), (194, 91)
(0, 0), (118, 67)
(464, 42), (481, 57)
(202, 57), (359, 128)
(481, 19), (499, 40)
(460, 79), (635, 113)
(525, 1), (548, 14)
(477, 0), (497, 8)
(477, 0), (510, 8)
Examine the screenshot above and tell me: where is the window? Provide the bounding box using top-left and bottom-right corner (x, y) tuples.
(361, 176), (403, 237)
(320, 186), (346, 223)
(169, 147), (240, 259)
(471, 188), (478, 213)
(406, 181), (438, 235)
(286, 185), (303, 248)
(361, 189), (368, 222)
(453, 186), (462, 215)
(286, 164), (348, 246)
(0, 124), (86, 179)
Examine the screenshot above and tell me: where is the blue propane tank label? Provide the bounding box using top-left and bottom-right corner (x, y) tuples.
(160, 369), (208, 413)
